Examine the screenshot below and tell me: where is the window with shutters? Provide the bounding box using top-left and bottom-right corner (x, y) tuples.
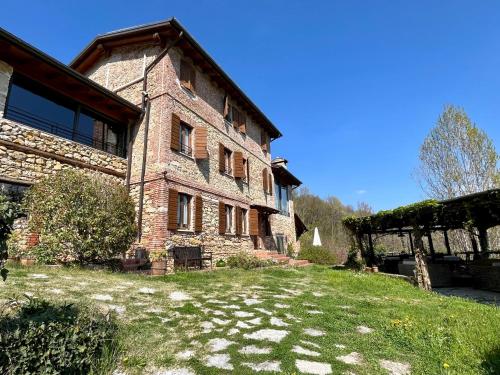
(224, 148), (233, 175)
(241, 208), (248, 235)
(179, 122), (192, 156)
(180, 60), (196, 93)
(177, 193), (192, 229)
(225, 205), (234, 234)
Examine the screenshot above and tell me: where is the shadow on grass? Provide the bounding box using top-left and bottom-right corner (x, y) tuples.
(481, 346), (500, 374)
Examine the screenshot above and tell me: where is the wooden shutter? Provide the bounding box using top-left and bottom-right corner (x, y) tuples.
(261, 131), (268, 152)
(171, 114), (180, 151)
(239, 113), (246, 134)
(167, 188), (178, 231)
(194, 127), (208, 159)
(235, 206), (242, 236)
(234, 151), (244, 179)
(246, 158), (250, 183)
(218, 143), (225, 173)
(218, 201), (226, 234)
(268, 172), (273, 195)
(194, 195), (203, 232)
(262, 168), (268, 191)
(249, 208), (259, 236)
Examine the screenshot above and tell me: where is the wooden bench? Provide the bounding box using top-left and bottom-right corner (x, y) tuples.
(169, 246), (212, 270)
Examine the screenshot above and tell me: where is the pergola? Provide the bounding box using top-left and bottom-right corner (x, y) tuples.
(342, 189), (500, 290)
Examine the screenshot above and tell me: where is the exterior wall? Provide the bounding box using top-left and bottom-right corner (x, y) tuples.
(82, 39), (298, 259)
(0, 60), (13, 117)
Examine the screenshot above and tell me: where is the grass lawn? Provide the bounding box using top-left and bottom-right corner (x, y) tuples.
(1, 264), (499, 375)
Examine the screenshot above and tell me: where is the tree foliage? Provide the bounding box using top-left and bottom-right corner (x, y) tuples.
(293, 187), (372, 261)
(24, 170), (137, 265)
(0, 194), (20, 281)
(417, 105), (499, 199)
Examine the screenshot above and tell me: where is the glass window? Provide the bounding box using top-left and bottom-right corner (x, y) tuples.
(5, 75), (75, 137)
(241, 208), (248, 234)
(224, 148), (232, 175)
(274, 180), (289, 215)
(225, 205), (233, 233)
(5, 74), (126, 157)
(177, 193), (191, 229)
(179, 123), (192, 156)
(0, 181), (29, 203)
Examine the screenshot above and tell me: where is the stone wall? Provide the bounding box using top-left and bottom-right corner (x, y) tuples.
(0, 119), (127, 184)
(81, 37), (298, 258)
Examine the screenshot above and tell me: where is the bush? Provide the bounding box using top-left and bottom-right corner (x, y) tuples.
(23, 170), (137, 265)
(297, 245), (338, 265)
(215, 259), (226, 267)
(0, 194), (20, 281)
(344, 246), (365, 270)
(227, 252), (272, 270)
(0, 298), (118, 374)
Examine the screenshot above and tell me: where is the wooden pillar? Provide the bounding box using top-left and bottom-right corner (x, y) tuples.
(427, 231), (435, 258)
(413, 227), (432, 291)
(367, 233), (375, 266)
(470, 233), (479, 259)
(355, 233), (365, 263)
(443, 230), (451, 255)
(478, 227), (489, 255)
(408, 232), (414, 255)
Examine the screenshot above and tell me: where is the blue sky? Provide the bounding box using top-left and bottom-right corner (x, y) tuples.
(2, 1), (499, 211)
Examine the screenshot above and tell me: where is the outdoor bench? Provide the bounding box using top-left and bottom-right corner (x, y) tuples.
(169, 246), (213, 270)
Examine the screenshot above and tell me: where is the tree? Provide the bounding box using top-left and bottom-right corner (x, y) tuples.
(0, 194), (19, 281)
(417, 105), (500, 253)
(24, 170), (137, 265)
(417, 105), (499, 199)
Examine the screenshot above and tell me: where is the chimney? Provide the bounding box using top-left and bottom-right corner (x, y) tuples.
(272, 157), (288, 169)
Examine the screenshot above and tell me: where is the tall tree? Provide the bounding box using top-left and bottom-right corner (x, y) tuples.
(417, 105), (499, 199)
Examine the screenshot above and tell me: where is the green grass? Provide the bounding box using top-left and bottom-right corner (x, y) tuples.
(1, 263), (499, 374)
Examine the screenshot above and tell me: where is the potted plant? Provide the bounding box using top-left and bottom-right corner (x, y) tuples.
(150, 251), (168, 275)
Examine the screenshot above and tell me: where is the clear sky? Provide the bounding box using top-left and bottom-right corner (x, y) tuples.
(2, 1), (499, 211)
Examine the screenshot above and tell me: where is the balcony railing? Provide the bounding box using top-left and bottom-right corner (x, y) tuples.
(5, 105), (126, 157)
(179, 142), (192, 156)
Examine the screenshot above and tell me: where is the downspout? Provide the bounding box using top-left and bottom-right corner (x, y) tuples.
(136, 31), (183, 241)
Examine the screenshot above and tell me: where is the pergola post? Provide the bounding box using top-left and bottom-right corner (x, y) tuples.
(355, 233), (365, 263)
(443, 230), (451, 255)
(478, 227), (489, 257)
(427, 230), (435, 259)
(470, 233), (480, 259)
(408, 232), (414, 255)
(413, 227), (432, 291)
(367, 232), (375, 266)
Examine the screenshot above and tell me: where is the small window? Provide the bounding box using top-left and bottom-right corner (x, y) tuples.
(0, 181), (29, 203)
(225, 205), (233, 234)
(241, 208), (248, 235)
(177, 193), (192, 229)
(224, 148), (232, 175)
(180, 60), (196, 92)
(242, 158), (247, 181)
(274, 180), (289, 216)
(179, 122), (192, 156)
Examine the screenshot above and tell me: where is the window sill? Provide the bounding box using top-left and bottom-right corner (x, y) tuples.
(177, 228), (194, 234)
(222, 172), (234, 179)
(175, 150), (195, 161)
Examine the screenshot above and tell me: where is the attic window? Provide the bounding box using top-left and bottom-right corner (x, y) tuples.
(180, 59), (196, 92)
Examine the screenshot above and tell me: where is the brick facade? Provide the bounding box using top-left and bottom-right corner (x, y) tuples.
(81, 31), (300, 259)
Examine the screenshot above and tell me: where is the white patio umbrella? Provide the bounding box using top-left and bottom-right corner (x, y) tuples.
(312, 227), (322, 247)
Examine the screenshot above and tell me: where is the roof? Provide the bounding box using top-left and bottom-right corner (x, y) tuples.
(294, 213), (308, 239)
(343, 189), (500, 234)
(69, 18), (282, 139)
(0, 28), (141, 124)
(271, 164), (302, 187)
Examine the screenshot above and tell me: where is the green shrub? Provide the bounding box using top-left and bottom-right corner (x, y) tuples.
(215, 259), (226, 267)
(344, 246), (366, 270)
(0, 194), (20, 281)
(298, 245), (338, 265)
(0, 298), (118, 374)
(227, 252), (271, 270)
(23, 170), (137, 265)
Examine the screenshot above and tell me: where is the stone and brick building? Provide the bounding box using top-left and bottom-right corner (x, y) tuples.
(0, 19), (306, 266)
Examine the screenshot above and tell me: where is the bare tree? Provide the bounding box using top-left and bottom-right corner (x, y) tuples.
(417, 105), (499, 199)
(417, 105), (500, 252)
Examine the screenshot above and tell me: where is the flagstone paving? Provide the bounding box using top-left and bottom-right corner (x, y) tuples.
(4, 265), (494, 374)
